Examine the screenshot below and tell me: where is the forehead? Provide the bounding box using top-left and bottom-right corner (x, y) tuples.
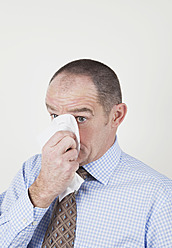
(49, 73), (97, 93)
(46, 73), (99, 109)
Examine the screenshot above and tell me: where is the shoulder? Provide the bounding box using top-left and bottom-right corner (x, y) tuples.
(118, 151), (172, 197)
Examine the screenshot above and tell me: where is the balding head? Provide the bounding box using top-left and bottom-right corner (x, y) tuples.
(49, 59), (122, 114)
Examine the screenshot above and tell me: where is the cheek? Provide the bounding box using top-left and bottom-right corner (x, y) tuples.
(79, 126), (95, 146)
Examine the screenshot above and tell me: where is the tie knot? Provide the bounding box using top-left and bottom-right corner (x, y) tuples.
(77, 167), (90, 180)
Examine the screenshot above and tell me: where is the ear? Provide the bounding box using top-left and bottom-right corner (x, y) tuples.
(110, 103), (127, 128)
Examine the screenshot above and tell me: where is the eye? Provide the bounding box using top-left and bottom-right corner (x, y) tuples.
(51, 114), (58, 119)
(76, 116), (87, 123)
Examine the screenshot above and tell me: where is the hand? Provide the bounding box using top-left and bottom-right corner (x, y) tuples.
(29, 131), (79, 208)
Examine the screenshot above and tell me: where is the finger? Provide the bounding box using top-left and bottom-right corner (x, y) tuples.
(57, 136), (77, 154)
(45, 130), (76, 147)
(63, 148), (78, 162)
(67, 160), (79, 172)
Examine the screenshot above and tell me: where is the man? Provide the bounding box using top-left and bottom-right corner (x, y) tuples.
(0, 59), (172, 247)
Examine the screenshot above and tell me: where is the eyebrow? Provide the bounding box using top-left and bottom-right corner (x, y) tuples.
(46, 104), (94, 116)
(68, 107), (94, 116)
(46, 103), (57, 111)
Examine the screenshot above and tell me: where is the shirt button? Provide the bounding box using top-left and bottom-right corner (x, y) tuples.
(32, 221), (38, 225)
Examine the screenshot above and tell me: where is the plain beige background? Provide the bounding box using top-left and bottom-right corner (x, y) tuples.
(0, 0), (172, 193)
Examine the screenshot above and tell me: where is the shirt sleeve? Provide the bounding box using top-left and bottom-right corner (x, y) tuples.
(145, 187), (172, 247)
(0, 155), (49, 247)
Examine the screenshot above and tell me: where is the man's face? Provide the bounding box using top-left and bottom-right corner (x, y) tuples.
(45, 73), (116, 166)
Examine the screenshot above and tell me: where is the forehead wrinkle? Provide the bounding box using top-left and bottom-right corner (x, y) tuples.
(46, 93), (100, 117)
(47, 84), (98, 104)
(46, 103), (57, 111)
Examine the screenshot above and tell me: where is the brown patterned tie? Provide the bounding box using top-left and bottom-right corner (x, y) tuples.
(42, 167), (89, 248)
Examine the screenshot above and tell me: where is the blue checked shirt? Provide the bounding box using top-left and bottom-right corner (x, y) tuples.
(0, 137), (172, 247)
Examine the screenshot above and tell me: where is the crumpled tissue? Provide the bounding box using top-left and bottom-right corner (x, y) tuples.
(38, 114), (84, 201)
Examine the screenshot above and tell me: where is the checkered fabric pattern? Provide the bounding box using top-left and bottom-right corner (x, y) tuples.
(0, 137), (172, 247)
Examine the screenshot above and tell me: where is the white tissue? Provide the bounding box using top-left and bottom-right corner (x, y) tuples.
(38, 114), (80, 152)
(38, 114), (84, 201)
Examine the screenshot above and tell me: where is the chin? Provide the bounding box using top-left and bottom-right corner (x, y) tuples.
(77, 155), (88, 166)
(77, 157), (86, 166)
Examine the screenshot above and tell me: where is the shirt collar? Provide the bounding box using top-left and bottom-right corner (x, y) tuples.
(83, 136), (121, 185)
